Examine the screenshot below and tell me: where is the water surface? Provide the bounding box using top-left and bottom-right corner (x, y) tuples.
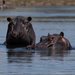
(0, 6), (75, 75)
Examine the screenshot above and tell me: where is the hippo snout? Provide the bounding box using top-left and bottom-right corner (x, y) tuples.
(47, 43), (54, 47)
(11, 31), (18, 38)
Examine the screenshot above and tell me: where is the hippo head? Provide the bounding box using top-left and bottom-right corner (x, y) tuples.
(7, 16), (32, 38)
(37, 32), (71, 50)
(46, 32), (69, 49)
(36, 33), (59, 49)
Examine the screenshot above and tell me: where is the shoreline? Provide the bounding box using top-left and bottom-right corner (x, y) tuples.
(1, 16), (75, 22)
(0, 0), (75, 9)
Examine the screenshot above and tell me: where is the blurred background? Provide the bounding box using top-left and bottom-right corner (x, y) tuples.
(1, 0), (75, 8)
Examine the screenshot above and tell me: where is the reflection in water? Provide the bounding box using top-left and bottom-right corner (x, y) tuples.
(7, 47), (71, 64)
(36, 49), (70, 60)
(7, 48), (35, 63)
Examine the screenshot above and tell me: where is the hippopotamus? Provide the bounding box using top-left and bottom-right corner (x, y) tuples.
(36, 32), (72, 50)
(5, 16), (36, 48)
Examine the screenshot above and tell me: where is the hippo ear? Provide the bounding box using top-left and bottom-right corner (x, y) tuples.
(7, 17), (12, 22)
(27, 17), (32, 22)
(59, 32), (64, 37)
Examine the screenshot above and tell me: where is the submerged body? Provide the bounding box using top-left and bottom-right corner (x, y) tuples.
(6, 16), (35, 48)
(36, 32), (72, 50)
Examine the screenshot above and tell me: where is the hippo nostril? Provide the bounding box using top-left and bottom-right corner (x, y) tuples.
(12, 31), (18, 38)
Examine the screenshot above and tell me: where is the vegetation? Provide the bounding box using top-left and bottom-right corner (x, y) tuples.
(0, 0), (75, 8)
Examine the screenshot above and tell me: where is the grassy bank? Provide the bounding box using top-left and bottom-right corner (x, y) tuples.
(0, 0), (75, 8)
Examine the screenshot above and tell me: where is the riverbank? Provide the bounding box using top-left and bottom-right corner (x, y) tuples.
(1, 6), (75, 22)
(0, 0), (75, 9)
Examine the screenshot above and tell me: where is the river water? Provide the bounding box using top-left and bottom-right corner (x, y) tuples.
(0, 6), (75, 75)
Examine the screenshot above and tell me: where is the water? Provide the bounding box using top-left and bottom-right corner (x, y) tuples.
(0, 6), (75, 75)
(1, 6), (75, 17)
